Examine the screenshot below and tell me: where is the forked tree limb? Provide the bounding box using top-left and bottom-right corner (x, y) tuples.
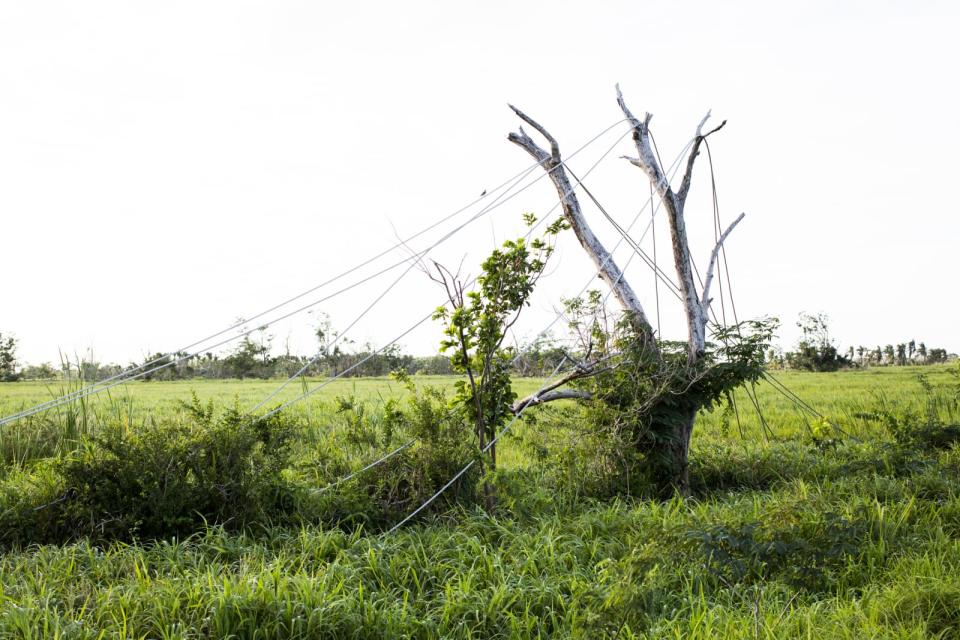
(506, 104), (658, 352)
(509, 360), (615, 414)
(508, 104), (560, 161)
(701, 212), (745, 310)
(615, 85), (725, 362)
(676, 115), (726, 207)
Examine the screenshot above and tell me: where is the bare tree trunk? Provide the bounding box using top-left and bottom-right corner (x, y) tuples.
(505, 88), (745, 496)
(648, 409), (698, 496)
(614, 87), (742, 492)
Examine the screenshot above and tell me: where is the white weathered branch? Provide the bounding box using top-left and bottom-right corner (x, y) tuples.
(508, 104), (560, 161)
(511, 389), (592, 413)
(506, 105), (658, 349)
(615, 85), (667, 193)
(509, 354), (619, 413)
(617, 87), (702, 360)
(700, 213), (745, 310)
(676, 112), (723, 206)
(616, 85), (726, 363)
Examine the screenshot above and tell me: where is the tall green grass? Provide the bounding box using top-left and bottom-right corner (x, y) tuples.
(4, 366), (956, 462)
(0, 365), (958, 638)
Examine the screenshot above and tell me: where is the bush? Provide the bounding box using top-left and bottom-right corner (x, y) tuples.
(784, 312), (850, 372)
(55, 395), (298, 540)
(857, 374), (960, 452)
(306, 383), (481, 529)
(688, 512), (868, 593)
(380, 384), (481, 514)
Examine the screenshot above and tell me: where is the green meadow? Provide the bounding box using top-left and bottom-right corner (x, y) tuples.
(1, 365), (959, 638)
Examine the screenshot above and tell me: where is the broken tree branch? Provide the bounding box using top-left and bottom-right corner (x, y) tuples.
(617, 88), (702, 359)
(616, 85), (726, 362)
(506, 105), (658, 350)
(701, 212), (745, 310)
(508, 104), (560, 161)
(676, 115), (726, 208)
(510, 354), (619, 414)
(512, 389), (592, 413)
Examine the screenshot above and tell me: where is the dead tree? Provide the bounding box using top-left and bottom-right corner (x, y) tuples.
(507, 86), (746, 495)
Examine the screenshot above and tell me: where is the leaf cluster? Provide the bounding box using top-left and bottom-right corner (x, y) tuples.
(433, 216), (560, 442)
(52, 394), (298, 540)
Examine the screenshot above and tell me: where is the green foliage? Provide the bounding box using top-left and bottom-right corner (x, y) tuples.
(433, 216), (559, 461)
(574, 312), (778, 496)
(3, 369), (960, 636)
(17, 361), (57, 380)
(785, 312), (851, 372)
(137, 350), (194, 381)
(3, 430), (960, 638)
(309, 378), (480, 527)
(689, 513), (867, 592)
(223, 333), (276, 379)
(377, 383), (480, 513)
(51, 395), (298, 540)
(809, 416), (841, 450)
(0, 331), (19, 382)
(857, 370), (960, 451)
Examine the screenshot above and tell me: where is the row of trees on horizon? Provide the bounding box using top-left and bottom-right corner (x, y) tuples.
(0, 316), (955, 382)
(768, 313), (954, 372)
(0, 329), (571, 382)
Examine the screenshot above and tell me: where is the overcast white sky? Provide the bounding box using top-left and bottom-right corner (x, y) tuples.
(2, 0), (958, 365)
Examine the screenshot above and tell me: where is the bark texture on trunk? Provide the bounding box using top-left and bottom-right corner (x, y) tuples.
(649, 409), (698, 496)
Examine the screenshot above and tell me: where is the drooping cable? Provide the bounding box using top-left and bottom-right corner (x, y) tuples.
(1, 121), (633, 427)
(386, 356), (570, 534)
(315, 135), (699, 494)
(249, 126), (636, 413)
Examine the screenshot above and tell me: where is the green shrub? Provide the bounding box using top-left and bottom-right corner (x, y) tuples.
(305, 383), (481, 529)
(55, 395), (298, 540)
(0, 461), (71, 546)
(857, 381), (960, 452)
(688, 512), (868, 593)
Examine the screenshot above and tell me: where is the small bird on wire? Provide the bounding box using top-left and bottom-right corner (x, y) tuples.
(479, 189), (487, 197)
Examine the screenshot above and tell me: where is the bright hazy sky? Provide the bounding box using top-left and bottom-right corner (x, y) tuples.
(2, 0), (958, 366)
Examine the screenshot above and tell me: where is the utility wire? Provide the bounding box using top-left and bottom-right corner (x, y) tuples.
(704, 139), (739, 327)
(312, 439), (416, 495)
(651, 180), (661, 336)
(384, 139), (696, 532)
(1, 120), (634, 427)
(252, 125), (648, 489)
(0, 263), (455, 426)
(249, 126), (636, 413)
(386, 356), (570, 534)
(254, 282), (475, 423)
(566, 166), (684, 303)
(1, 162), (544, 424)
(516, 138), (697, 354)
(314, 135), (698, 495)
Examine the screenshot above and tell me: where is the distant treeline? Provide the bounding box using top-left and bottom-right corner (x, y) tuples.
(4, 316), (956, 382)
(12, 336), (568, 382)
(768, 313), (955, 372)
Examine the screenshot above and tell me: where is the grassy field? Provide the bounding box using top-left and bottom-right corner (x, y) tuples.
(1, 365), (959, 638)
(3, 365), (955, 452)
